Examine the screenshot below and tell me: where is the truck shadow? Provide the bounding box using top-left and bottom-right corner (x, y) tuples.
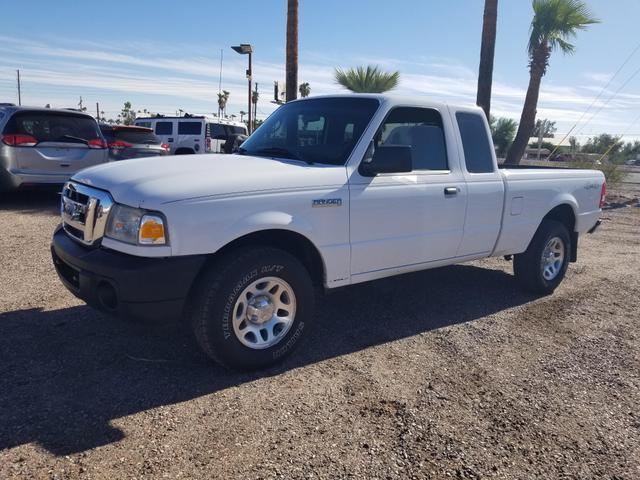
(0, 188), (61, 216)
(0, 264), (537, 456)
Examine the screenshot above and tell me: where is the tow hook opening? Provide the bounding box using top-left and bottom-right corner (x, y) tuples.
(96, 281), (118, 311)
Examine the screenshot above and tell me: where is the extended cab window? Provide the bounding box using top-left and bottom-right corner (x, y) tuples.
(155, 122), (173, 135)
(377, 107), (448, 171)
(178, 122), (202, 135)
(239, 97), (379, 165)
(456, 112), (494, 173)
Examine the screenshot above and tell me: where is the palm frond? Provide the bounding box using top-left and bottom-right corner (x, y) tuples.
(528, 0), (599, 55)
(334, 65), (400, 93)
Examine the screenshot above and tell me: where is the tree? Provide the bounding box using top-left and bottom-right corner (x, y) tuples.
(239, 110), (247, 122)
(218, 90), (230, 117)
(299, 82), (311, 98)
(335, 65), (400, 93)
(568, 136), (579, 153)
(286, 0), (298, 102)
(490, 116), (518, 158)
(476, 0), (499, 119)
(581, 133), (621, 154)
(532, 118), (557, 138)
(120, 101), (136, 125)
(505, 0), (599, 165)
(251, 87), (259, 131)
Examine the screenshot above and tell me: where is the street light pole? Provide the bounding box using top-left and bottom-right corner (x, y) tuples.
(232, 44), (253, 134)
(248, 50), (252, 134)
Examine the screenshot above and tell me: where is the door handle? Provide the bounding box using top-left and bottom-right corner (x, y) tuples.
(444, 187), (458, 196)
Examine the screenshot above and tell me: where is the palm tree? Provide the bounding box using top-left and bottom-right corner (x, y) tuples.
(286, 0), (298, 102)
(239, 110), (247, 122)
(335, 65), (400, 93)
(476, 0), (499, 120)
(505, 0), (598, 165)
(218, 90), (230, 117)
(251, 87), (259, 131)
(299, 82), (311, 98)
(490, 116), (518, 158)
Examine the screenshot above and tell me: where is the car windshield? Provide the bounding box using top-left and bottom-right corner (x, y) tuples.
(239, 97), (380, 165)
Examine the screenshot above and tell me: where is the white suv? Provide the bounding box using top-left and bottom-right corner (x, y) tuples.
(134, 116), (247, 155)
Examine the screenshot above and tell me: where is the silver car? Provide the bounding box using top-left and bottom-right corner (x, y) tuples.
(0, 105), (108, 191)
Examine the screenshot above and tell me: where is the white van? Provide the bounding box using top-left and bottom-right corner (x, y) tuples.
(134, 115), (247, 155)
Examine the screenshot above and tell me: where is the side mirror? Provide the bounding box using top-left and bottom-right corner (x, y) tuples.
(359, 145), (412, 176)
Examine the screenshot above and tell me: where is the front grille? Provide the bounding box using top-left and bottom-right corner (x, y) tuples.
(61, 182), (114, 245)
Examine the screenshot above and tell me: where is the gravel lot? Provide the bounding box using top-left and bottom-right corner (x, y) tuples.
(1, 185), (639, 479)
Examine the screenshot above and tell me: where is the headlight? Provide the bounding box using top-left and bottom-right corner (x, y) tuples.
(105, 204), (167, 245)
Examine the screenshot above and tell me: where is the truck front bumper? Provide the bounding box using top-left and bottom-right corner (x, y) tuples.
(51, 226), (206, 321)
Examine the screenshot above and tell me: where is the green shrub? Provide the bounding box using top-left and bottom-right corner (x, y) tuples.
(571, 160), (627, 187)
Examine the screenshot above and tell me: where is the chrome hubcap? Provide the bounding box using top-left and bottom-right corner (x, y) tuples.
(232, 277), (296, 349)
(541, 236), (565, 281)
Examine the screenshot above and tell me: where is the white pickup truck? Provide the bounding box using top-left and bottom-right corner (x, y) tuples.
(51, 95), (605, 370)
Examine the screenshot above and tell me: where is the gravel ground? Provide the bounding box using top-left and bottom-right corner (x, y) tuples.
(0, 187), (639, 479)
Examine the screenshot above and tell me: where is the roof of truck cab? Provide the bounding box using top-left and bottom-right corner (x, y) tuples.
(288, 93), (482, 114)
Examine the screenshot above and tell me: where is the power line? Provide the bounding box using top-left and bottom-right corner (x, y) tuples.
(575, 62), (640, 136)
(546, 40), (640, 159)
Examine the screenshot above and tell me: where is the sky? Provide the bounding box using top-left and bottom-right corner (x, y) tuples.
(1, 0), (639, 142)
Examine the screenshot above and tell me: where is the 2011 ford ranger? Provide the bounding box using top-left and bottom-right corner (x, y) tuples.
(51, 95), (605, 370)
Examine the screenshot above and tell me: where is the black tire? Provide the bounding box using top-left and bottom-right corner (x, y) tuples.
(514, 219), (571, 294)
(190, 247), (315, 370)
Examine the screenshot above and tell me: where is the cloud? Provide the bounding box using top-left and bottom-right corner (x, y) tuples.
(0, 35), (637, 139)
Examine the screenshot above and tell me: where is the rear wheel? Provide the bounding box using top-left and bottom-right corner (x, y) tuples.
(514, 220), (571, 294)
(190, 247), (315, 370)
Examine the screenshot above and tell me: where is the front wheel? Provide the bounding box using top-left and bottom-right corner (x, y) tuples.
(190, 247), (315, 370)
(513, 219), (571, 295)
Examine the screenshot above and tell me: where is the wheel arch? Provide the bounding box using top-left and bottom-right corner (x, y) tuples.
(174, 147), (195, 155)
(202, 228), (327, 288)
(540, 202), (578, 262)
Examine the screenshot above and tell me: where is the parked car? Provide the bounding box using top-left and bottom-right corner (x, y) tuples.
(0, 106), (108, 191)
(99, 124), (169, 161)
(52, 95), (605, 370)
(624, 158), (640, 166)
(133, 115), (247, 155)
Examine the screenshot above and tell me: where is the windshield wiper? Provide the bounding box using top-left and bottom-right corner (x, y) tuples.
(252, 147), (313, 165)
(58, 135), (89, 145)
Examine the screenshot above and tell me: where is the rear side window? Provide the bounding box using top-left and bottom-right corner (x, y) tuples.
(178, 121), (202, 135)
(3, 112), (101, 144)
(378, 107), (448, 170)
(225, 125), (247, 135)
(112, 129), (159, 144)
(456, 112), (494, 173)
(209, 123), (226, 137)
(155, 122), (173, 135)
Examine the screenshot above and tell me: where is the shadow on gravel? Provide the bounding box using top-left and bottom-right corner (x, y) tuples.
(0, 188), (61, 216)
(0, 264), (537, 456)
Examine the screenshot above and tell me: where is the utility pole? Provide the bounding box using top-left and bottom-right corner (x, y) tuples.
(96, 102), (100, 121)
(218, 48), (223, 94)
(16, 69), (22, 106)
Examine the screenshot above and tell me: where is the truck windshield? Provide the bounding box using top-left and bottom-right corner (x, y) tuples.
(239, 97), (380, 165)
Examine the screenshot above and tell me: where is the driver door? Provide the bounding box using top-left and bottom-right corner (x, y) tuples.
(349, 106), (467, 277)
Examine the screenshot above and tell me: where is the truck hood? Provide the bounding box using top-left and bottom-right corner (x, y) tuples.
(72, 154), (348, 208)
